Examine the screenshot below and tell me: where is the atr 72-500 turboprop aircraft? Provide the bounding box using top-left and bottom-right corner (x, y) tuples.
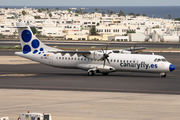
(14, 22), (175, 77)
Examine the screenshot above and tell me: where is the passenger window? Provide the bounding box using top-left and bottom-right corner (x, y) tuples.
(62, 57), (64, 60)
(71, 58), (73, 60)
(81, 58), (83, 61)
(123, 60), (125, 63)
(74, 58), (76, 60)
(120, 60), (122, 62)
(117, 60), (119, 62)
(84, 58), (86, 61)
(78, 58), (80, 60)
(130, 60), (132, 63)
(59, 57), (61, 59)
(114, 60), (116, 62)
(68, 57), (70, 60)
(127, 60), (128, 63)
(111, 59), (112, 62)
(65, 57), (67, 60)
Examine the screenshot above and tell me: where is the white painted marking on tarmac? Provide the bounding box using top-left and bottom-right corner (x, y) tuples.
(0, 74), (36, 77)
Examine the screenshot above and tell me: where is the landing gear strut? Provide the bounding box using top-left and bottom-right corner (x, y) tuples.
(160, 73), (167, 78)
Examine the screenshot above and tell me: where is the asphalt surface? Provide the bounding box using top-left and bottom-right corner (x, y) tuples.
(0, 49), (180, 94)
(0, 39), (180, 48)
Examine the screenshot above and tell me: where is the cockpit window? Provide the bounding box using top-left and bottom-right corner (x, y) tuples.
(161, 58), (167, 62)
(154, 58), (167, 62)
(154, 58), (157, 62)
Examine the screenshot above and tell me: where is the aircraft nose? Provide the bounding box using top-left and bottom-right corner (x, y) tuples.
(169, 64), (175, 72)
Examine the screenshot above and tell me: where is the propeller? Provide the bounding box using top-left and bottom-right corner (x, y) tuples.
(100, 43), (111, 68)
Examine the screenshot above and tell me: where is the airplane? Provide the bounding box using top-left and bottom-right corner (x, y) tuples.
(14, 22), (175, 77)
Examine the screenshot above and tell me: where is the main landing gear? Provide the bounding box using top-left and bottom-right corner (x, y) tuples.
(88, 71), (95, 76)
(160, 72), (167, 78)
(87, 70), (109, 76)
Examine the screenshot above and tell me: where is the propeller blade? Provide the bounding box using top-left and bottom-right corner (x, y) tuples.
(107, 59), (110, 65)
(105, 43), (109, 53)
(101, 46), (104, 54)
(103, 59), (106, 68)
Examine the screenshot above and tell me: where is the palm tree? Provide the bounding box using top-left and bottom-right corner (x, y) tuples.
(143, 14), (147, 16)
(109, 11), (114, 15)
(119, 10), (125, 16)
(22, 10), (26, 16)
(67, 8), (71, 14)
(5, 7), (8, 10)
(95, 8), (98, 12)
(56, 7), (59, 11)
(22, 10), (26, 19)
(101, 12), (105, 17)
(38, 9), (42, 13)
(49, 13), (52, 18)
(79, 9), (82, 14)
(107, 10), (110, 15)
(90, 27), (98, 35)
(168, 14), (171, 19)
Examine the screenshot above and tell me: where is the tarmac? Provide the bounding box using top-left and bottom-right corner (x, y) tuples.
(0, 51), (180, 120)
(1, 89), (180, 120)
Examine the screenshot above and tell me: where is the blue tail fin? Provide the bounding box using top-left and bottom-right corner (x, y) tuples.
(16, 22), (59, 54)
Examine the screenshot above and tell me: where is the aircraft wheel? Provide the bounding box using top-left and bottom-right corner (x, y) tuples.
(160, 73), (166, 78)
(102, 73), (109, 76)
(88, 71), (95, 76)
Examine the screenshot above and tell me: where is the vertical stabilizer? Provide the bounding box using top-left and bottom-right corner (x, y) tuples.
(16, 22), (59, 54)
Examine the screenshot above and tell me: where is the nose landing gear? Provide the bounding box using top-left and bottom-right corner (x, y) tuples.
(160, 72), (167, 78)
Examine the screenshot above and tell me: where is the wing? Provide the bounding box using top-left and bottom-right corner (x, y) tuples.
(112, 47), (146, 53)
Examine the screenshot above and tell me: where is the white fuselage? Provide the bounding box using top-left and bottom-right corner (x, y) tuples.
(16, 51), (171, 73)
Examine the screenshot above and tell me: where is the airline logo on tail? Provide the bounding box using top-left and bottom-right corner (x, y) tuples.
(21, 29), (44, 54)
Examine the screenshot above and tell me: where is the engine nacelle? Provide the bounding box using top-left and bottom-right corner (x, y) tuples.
(84, 51), (104, 60)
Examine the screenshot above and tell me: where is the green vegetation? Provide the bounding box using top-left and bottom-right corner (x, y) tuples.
(136, 14), (141, 16)
(30, 27), (37, 34)
(95, 8), (98, 12)
(56, 7), (59, 11)
(128, 12), (135, 16)
(49, 13), (52, 18)
(143, 14), (147, 16)
(0, 33), (4, 38)
(174, 18), (180, 21)
(0, 46), (22, 50)
(34, 16), (41, 19)
(168, 14), (171, 19)
(119, 10), (125, 16)
(124, 30), (136, 36)
(90, 27), (98, 35)
(7, 16), (15, 19)
(22, 10), (26, 16)
(67, 8), (71, 14)
(38, 9), (42, 13)
(101, 12), (105, 17)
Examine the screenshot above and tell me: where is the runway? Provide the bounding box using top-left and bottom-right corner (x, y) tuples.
(0, 51), (180, 94)
(0, 48), (180, 120)
(0, 39), (180, 49)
